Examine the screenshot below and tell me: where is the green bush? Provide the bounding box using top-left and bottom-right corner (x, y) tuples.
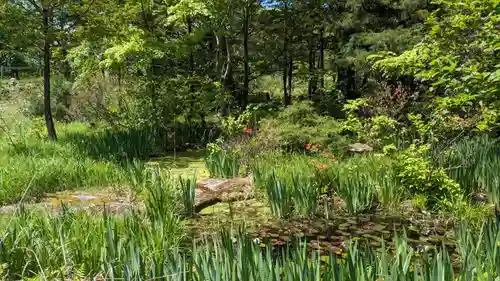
(257, 101), (349, 155)
(391, 144), (461, 209)
(22, 76), (73, 121)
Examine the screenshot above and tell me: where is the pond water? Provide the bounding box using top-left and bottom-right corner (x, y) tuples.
(248, 215), (456, 255)
(188, 202), (459, 265)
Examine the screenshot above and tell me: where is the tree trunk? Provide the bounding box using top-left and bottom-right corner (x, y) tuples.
(187, 16), (196, 123)
(307, 36), (317, 99)
(188, 16), (194, 75)
(282, 1), (291, 106)
(242, 1), (250, 110)
(287, 54), (293, 104)
(318, 27), (325, 90)
(215, 34), (222, 80)
(221, 35), (235, 116)
(43, 5), (57, 141)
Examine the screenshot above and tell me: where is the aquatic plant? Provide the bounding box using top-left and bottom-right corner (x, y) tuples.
(204, 144), (240, 178)
(179, 173), (197, 217)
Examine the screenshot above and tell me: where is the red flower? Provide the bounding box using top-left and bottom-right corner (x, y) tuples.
(305, 143), (312, 150)
(244, 128), (254, 135)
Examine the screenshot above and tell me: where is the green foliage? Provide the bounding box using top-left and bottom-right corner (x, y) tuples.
(377, 170), (403, 210)
(341, 98), (398, 147)
(143, 168), (184, 230)
(264, 173), (294, 218)
(258, 102), (349, 154)
(391, 144), (461, 209)
(0, 200), (184, 280)
(1, 212), (500, 279)
(338, 170), (376, 214)
(372, 0), (500, 134)
(261, 172), (320, 218)
(0, 122), (131, 205)
(434, 136), (496, 193)
(179, 173), (197, 217)
(205, 140), (240, 178)
(434, 136), (500, 206)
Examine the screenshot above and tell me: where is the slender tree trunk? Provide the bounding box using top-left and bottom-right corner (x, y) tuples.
(215, 33), (222, 80)
(43, 5), (57, 140)
(222, 37), (234, 93)
(242, 2), (250, 110)
(187, 16), (195, 124)
(287, 54), (293, 104)
(282, 5), (288, 106)
(318, 27), (325, 90)
(188, 16), (194, 75)
(307, 36), (317, 99)
(221, 35), (234, 116)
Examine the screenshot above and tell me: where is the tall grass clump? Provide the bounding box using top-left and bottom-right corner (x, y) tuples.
(0, 143), (127, 205)
(204, 149), (240, 178)
(434, 135), (500, 197)
(142, 168), (184, 227)
(0, 213), (500, 279)
(0, 184), (186, 280)
(266, 172), (294, 218)
(179, 173), (197, 217)
(456, 218), (500, 277)
(338, 170), (377, 214)
(263, 172), (319, 218)
(377, 170), (403, 210)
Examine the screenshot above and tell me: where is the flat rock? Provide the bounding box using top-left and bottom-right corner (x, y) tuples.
(194, 177), (253, 212)
(348, 143), (373, 153)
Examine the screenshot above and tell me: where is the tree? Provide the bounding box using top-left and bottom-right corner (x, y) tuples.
(372, 0), (500, 132)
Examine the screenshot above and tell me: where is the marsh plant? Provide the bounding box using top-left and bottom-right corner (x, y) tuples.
(143, 168), (183, 226)
(435, 136), (500, 198)
(338, 171), (377, 214)
(205, 143), (240, 178)
(266, 172), (294, 218)
(264, 172), (320, 218)
(179, 173), (197, 217)
(1, 217), (499, 280)
(377, 170), (403, 210)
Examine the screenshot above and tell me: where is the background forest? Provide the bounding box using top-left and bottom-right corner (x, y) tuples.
(0, 0), (500, 280)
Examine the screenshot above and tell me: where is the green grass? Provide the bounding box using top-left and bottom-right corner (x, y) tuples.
(253, 152), (401, 215)
(0, 104), (211, 205)
(204, 149), (240, 178)
(0, 120), (130, 205)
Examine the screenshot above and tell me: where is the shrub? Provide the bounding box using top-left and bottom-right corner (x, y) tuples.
(221, 103), (278, 138)
(390, 144), (461, 209)
(341, 98), (399, 148)
(22, 76), (73, 121)
(257, 101), (349, 155)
